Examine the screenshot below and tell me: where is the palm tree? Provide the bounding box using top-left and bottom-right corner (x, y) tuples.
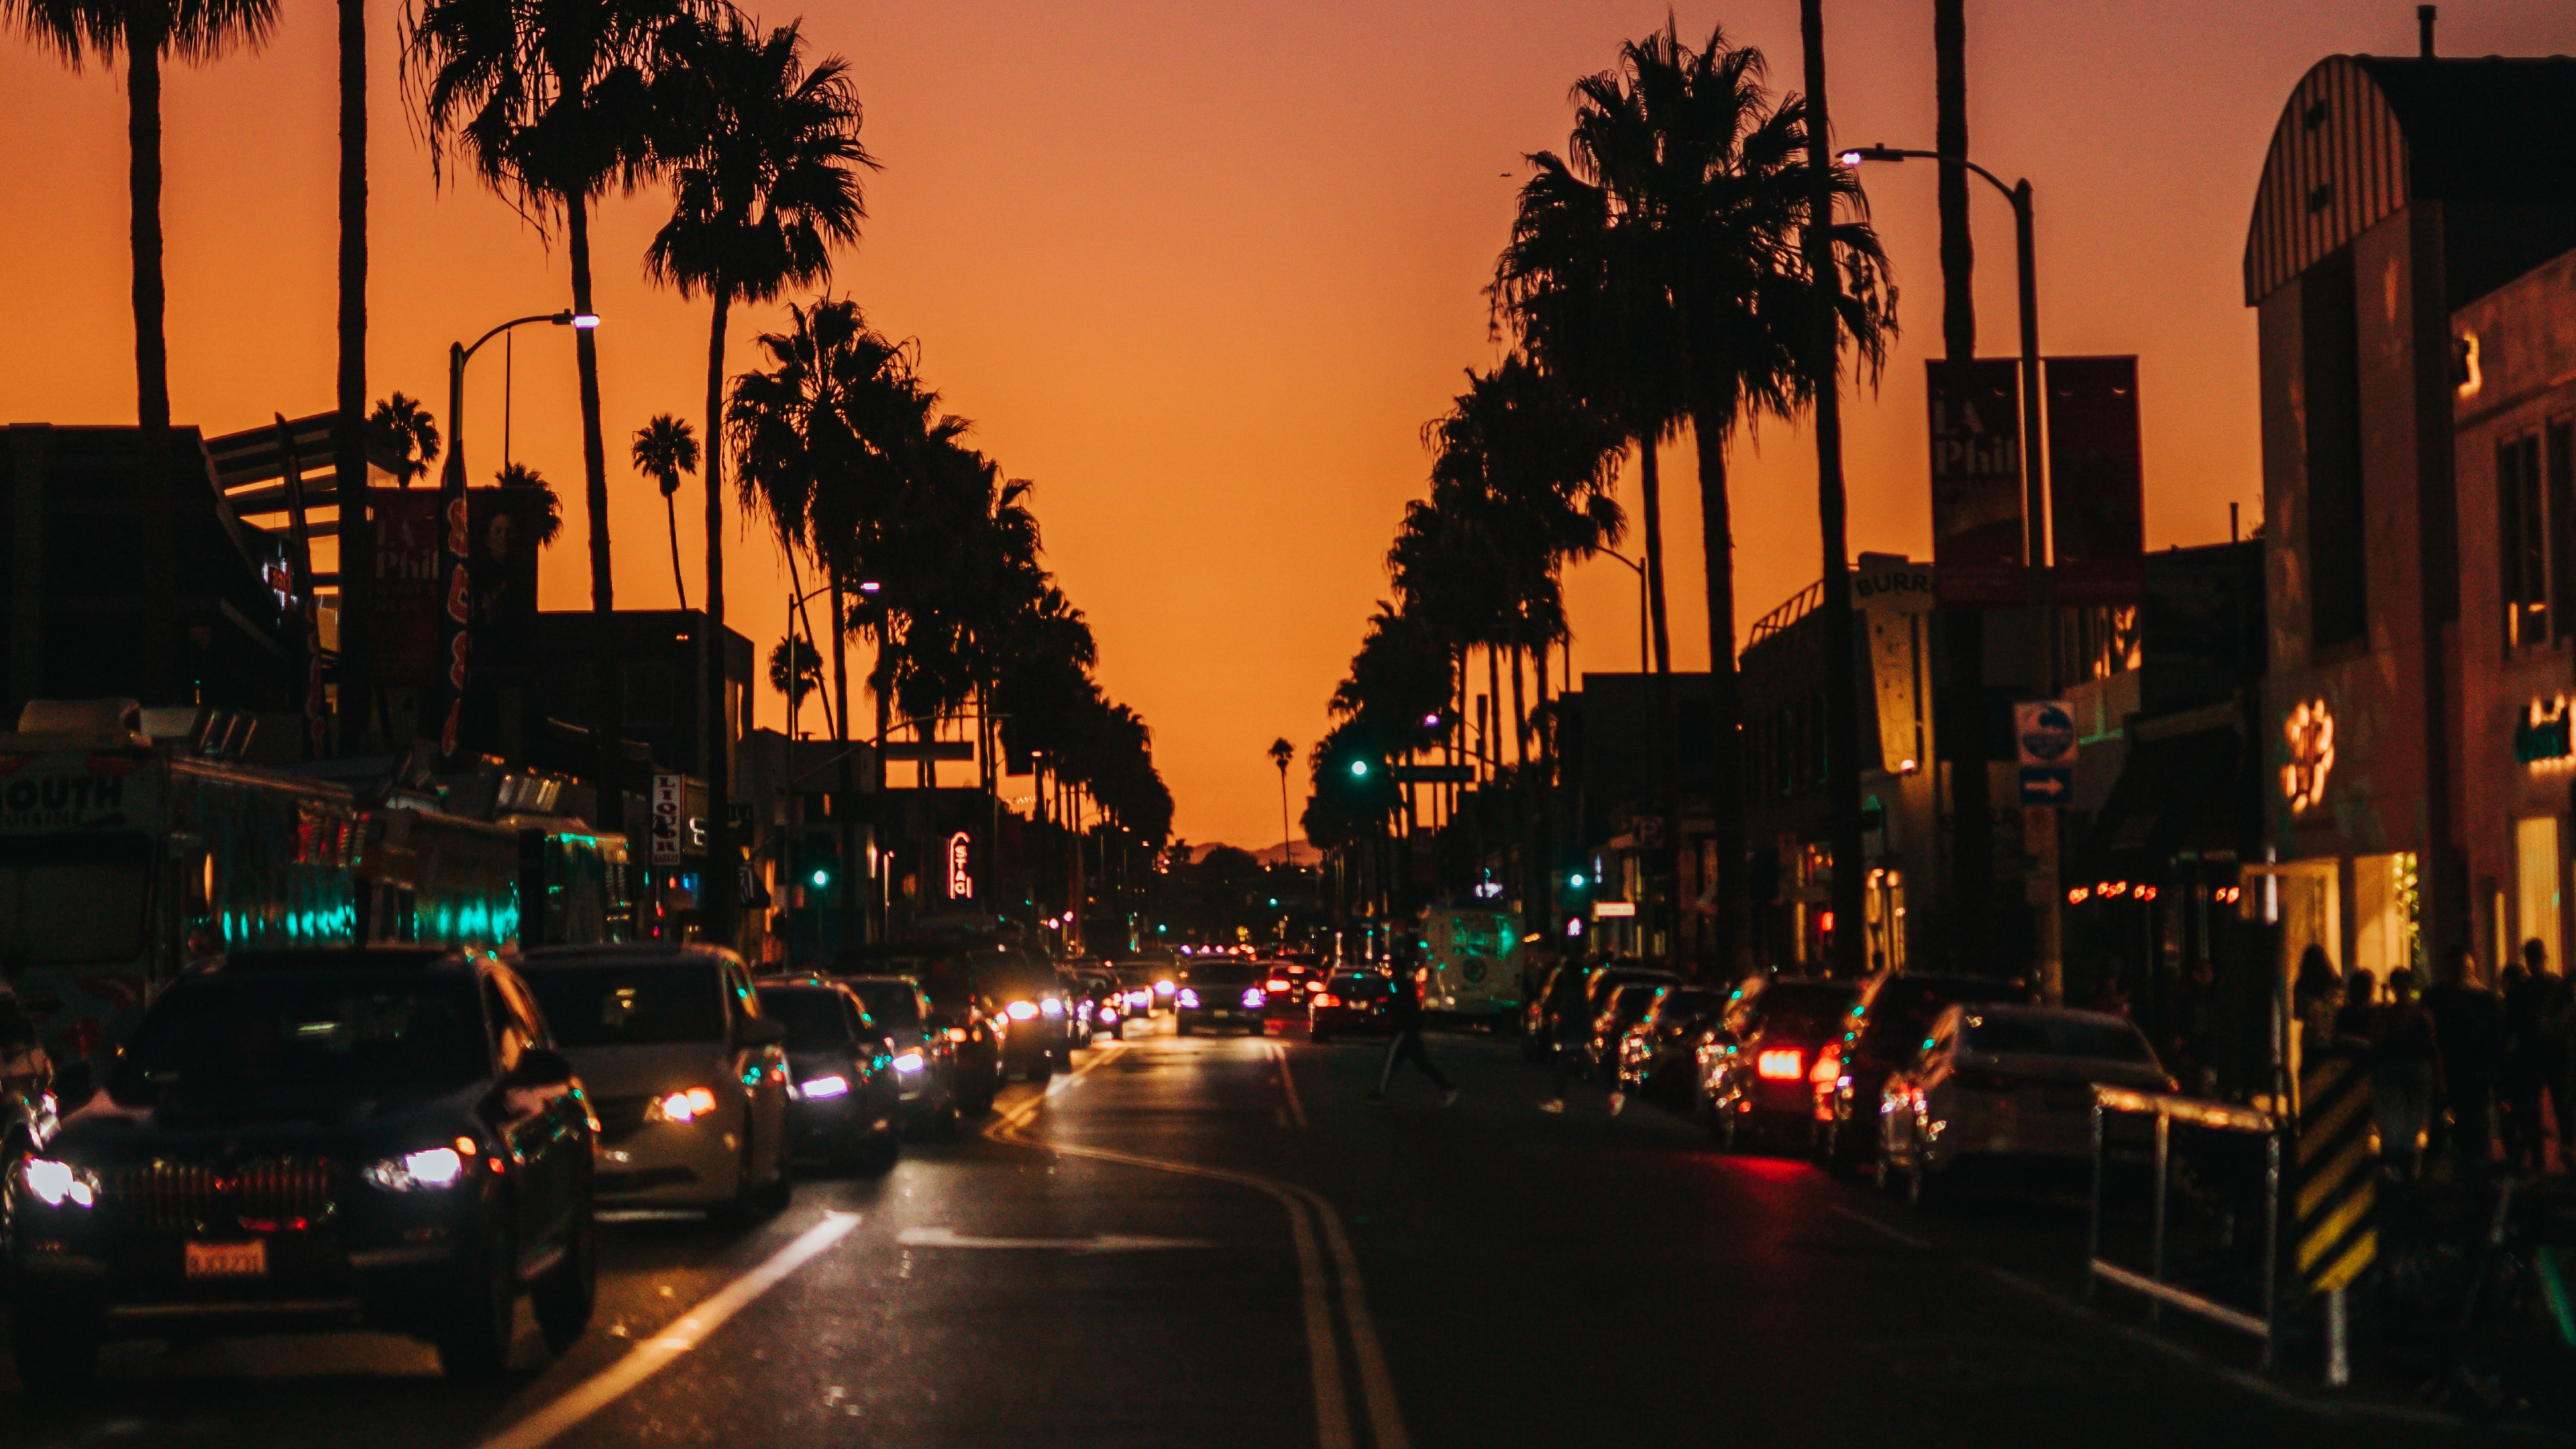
(648, 15), (871, 941)
(366, 392), (441, 484)
(631, 413), (698, 608)
(405, 0), (678, 619)
(5, 0), (278, 704)
(494, 461), (563, 546)
(767, 635), (820, 720)
(336, 0), (368, 749)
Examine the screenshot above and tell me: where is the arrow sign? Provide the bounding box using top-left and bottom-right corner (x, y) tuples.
(2019, 767), (2072, 806)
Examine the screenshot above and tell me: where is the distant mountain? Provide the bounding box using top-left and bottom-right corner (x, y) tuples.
(1197, 839), (1321, 868)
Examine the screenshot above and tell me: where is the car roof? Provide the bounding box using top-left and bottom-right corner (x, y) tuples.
(840, 973), (922, 987)
(209, 945), (478, 975)
(520, 941), (743, 969)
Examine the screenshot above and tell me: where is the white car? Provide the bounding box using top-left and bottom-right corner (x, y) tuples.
(519, 943), (792, 1222)
(1878, 1003), (2172, 1206)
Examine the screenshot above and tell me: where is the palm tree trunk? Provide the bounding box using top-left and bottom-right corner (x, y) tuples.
(334, 0), (368, 751)
(1693, 417), (1750, 975)
(567, 195), (623, 841)
(664, 496), (689, 609)
(126, 6), (174, 706)
(830, 576), (858, 954)
(1510, 641), (1528, 772)
(1639, 433), (1680, 965)
(1801, 0), (1868, 979)
(1936, 0), (1992, 973)
(700, 282), (733, 945)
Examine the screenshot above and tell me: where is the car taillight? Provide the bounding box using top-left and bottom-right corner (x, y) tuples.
(1266, 979), (1290, 993)
(1312, 993), (1340, 1009)
(1809, 1044), (1840, 1085)
(1756, 1049), (1805, 1081)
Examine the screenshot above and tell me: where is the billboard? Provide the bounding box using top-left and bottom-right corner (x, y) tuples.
(1926, 359), (2026, 608)
(368, 485), (545, 689)
(2046, 356), (2146, 606)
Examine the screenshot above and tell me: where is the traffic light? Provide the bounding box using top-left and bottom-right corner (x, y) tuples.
(792, 833), (839, 904)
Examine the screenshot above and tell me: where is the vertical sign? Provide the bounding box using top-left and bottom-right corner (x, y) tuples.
(651, 773), (684, 865)
(2015, 700), (2077, 806)
(1927, 358), (2027, 608)
(369, 489), (442, 688)
(947, 830), (973, 900)
(2047, 356), (2146, 606)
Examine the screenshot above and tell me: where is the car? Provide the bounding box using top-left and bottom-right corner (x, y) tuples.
(754, 977), (902, 1173)
(0, 988), (54, 1236)
(1064, 969), (1125, 1046)
(1878, 1004), (2174, 1205)
(1521, 961), (1597, 1063)
(1308, 969), (1395, 1041)
(840, 974), (962, 1137)
(6, 946), (596, 1387)
(1173, 959), (1268, 1034)
(1615, 986), (1728, 1102)
(858, 947), (1006, 1114)
(519, 943), (793, 1222)
(1695, 977), (1861, 1150)
(1258, 961), (1322, 1023)
(1582, 981), (1669, 1081)
(1814, 972), (2033, 1175)
(970, 951), (1074, 1079)
(1113, 964), (1170, 1020)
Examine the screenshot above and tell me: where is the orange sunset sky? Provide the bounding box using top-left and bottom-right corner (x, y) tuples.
(4, 1), (2571, 848)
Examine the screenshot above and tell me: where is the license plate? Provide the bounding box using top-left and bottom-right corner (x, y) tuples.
(1212, 1010), (1231, 1018)
(186, 1240), (268, 1279)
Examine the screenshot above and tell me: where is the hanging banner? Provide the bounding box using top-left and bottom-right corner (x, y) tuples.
(369, 488), (443, 689)
(1927, 358), (2027, 608)
(2047, 356), (2147, 606)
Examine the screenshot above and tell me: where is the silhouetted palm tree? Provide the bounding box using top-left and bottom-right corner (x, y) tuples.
(366, 392), (441, 484)
(337, 0), (369, 743)
(494, 460), (563, 547)
(631, 413), (698, 608)
(767, 634), (820, 718)
(5, 0), (277, 704)
(405, 0), (678, 616)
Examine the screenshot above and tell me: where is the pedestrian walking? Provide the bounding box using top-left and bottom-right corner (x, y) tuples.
(2540, 951), (2576, 1170)
(1371, 965), (1457, 1106)
(2424, 944), (2507, 1171)
(1538, 959), (1593, 1114)
(2371, 965), (2436, 1181)
(2504, 939), (2556, 1171)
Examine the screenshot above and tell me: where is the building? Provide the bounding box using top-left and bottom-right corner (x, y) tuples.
(2246, 48), (2576, 994)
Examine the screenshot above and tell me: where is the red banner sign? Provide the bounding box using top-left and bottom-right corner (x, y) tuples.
(1927, 359), (2027, 608)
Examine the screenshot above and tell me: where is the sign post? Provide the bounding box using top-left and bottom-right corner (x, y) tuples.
(650, 773), (683, 867)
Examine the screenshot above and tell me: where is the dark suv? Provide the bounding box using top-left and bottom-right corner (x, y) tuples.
(6, 947), (596, 1389)
(1173, 959), (1266, 1034)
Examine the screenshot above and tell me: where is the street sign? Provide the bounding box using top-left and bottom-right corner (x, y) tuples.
(2019, 767), (2072, 806)
(650, 773), (683, 865)
(2015, 700), (2078, 768)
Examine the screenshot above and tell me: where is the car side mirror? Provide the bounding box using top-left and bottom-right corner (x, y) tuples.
(736, 1017), (789, 1050)
(506, 1047), (576, 1087)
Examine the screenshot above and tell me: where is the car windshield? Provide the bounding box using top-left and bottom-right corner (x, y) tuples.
(978, 958), (1061, 1001)
(757, 987), (855, 1051)
(1966, 1012), (2155, 1063)
(1753, 985), (1861, 1042)
(110, 972), (488, 1099)
(850, 982), (922, 1026)
(1865, 978), (2025, 1051)
(910, 957), (979, 1011)
(524, 963), (727, 1047)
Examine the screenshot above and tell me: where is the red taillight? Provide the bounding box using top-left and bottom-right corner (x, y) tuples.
(1312, 993), (1340, 1008)
(1756, 1049), (1805, 1081)
(1266, 979), (1290, 993)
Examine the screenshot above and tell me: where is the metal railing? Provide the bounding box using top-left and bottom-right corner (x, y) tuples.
(2088, 1085), (2284, 1365)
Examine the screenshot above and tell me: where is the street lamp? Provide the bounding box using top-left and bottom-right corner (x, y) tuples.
(435, 309), (591, 758)
(1839, 145), (2052, 690)
(1599, 547), (1650, 673)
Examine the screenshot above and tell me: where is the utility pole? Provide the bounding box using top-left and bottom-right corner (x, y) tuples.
(1803, 0), (1868, 979)
(1935, 0), (1994, 975)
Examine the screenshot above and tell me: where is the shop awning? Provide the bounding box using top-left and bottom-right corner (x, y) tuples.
(2072, 727), (2243, 883)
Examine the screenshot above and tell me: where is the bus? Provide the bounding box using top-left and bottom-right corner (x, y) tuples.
(1417, 904), (1529, 1026)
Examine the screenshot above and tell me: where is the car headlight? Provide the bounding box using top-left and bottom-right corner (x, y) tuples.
(892, 1051), (925, 1073)
(1099, 1006), (1118, 1023)
(1006, 1000), (1039, 1021)
(1240, 988), (1265, 1010)
(20, 1157), (99, 1208)
(1039, 997), (1064, 1018)
(796, 1075), (850, 1101)
(1176, 988), (1200, 1008)
(362, 1146), (468, 1192)
(647, 1086), (721, 1124)
(946, 1027), (970, 1043)
(1155, 980), (1175, 997)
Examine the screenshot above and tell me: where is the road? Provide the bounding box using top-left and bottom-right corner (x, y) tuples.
(1, 1019), (2512, 1448)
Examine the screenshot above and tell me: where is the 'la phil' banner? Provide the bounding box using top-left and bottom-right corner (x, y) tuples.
(2046, 356), (2146, 606)
(1926, 358), (2026, 609)
(369, 485), (546, 689)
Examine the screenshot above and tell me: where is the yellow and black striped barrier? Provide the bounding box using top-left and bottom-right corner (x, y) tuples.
(2294, 1049), (2377, 1293)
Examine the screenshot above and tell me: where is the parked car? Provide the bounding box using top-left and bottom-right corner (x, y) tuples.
(0, 988), (54, 1238)
(1878, 1004), (2173, 1205)
(753, 977), (901, 1173)
(1583, 982), (1669, 1081)
(1695, 977), (1861, 1150)
(1066, 969), (1126, 1044)
(519, 943), (792, 1222)
(1174, 959), (1267, 1035)
(1309, 969), (1395, 1041)
(1615, 986), (1728, 1102)
(1815, 971), (2033, 1175)
(7, 947), (596, 1387)
(866, 949), (1006, 1114)
(841, 974), (961, 1137)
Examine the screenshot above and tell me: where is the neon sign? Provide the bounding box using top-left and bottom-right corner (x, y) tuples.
(2282, 700), (2334, 814)
(946, 830), (972, 900)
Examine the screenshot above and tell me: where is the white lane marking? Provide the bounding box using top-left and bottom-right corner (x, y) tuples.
(1269, 1040), (1309, 1130)
(1825, 1202), (1930, 1250)
(991, 1036), (1400, 1449)
(894, 1226), (1212, 1252)
(476, 1212), (862, 1449)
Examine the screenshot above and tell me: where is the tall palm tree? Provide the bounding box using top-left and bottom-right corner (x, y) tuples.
(366, 392), (441, 484)
(631, 413), (698, 608)
(649, 15), (871, 941)
(337, 0), (368, 749)
(5, 0), (278, 705)
(405, 0), (678, 620)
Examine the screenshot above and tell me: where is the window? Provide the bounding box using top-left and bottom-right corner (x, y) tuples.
(2303, 248), (2367, 649)
(2503, 433), (2549, 648)
(2516, 818), (2561, 971)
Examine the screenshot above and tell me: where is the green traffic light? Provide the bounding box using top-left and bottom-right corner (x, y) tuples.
(1348, 759), (1369, 777)
(1569, 873), (1587, 889)
(810, 869), (830, 888)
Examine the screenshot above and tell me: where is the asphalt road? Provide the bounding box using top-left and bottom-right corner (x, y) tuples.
(0, 1018), (2530, 1448)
